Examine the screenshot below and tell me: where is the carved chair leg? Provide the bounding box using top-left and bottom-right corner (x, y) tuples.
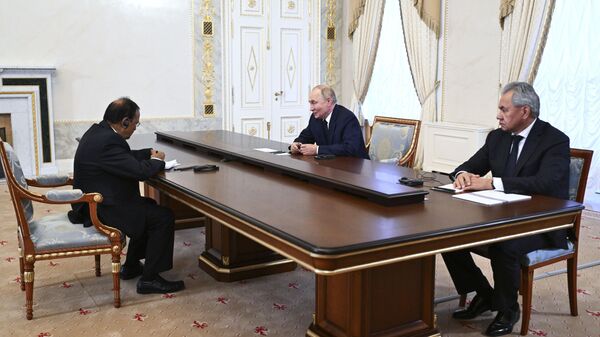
(519, 267), (534, 336)
(112, 255), (121, 308)
(24, 263), (35, 320)
(95, 255), (101, 277)
(459, 293), (467, 307)
(567, 257), (578, 316)
(19, 253), (25, 291)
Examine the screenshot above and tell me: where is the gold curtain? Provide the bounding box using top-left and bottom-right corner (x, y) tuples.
(413, 0), (440, 38)
(500, 0), (516, 28)
(347, 0), (366, 38)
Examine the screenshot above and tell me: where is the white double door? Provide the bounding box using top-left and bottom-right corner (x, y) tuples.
(229, 0), (313, 142)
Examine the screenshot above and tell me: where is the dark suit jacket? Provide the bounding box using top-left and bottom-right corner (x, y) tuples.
(451, 119), (570, 248)
(70, 120), (165, 239)
(294, 104), (369, 159)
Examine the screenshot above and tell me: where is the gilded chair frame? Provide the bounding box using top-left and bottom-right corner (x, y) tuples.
(457, 148), (593, 336)
(0, 139), (123, 320)
(365, 116), (421, 167)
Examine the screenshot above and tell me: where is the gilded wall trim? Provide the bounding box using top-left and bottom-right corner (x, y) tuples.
(325, 0), (337, 86)
(200, 0), (216, 117)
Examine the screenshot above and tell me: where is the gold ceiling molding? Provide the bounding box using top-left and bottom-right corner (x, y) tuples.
(326, 0), (336, 85)
(201, 0), (216, 117)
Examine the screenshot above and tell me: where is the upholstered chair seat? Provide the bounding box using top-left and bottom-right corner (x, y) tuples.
(0, 139), (124, 320)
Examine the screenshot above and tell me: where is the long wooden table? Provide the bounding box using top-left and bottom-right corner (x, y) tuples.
(131, 131), (583, 337)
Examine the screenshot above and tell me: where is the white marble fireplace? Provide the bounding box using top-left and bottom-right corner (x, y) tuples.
(0, 67), (57, 177)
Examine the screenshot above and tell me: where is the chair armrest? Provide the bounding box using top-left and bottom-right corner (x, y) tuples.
(44, 189), (84, 202)
(27, 174), (73, 187)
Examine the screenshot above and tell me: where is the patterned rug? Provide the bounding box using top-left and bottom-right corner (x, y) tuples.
(1, 184), (599, 337)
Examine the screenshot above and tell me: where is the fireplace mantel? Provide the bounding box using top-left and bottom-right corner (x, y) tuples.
(0, 66), (57, 177)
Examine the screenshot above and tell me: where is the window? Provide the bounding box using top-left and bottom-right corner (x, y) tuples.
(534, 0), (600, 208)
(361, 0), (421, 124)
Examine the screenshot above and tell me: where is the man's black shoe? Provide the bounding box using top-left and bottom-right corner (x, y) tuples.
(136, 275), (185, 294)
(452, 294), (492, 320)
(120, 262), (143, 280)
(485, 306), (520, 336)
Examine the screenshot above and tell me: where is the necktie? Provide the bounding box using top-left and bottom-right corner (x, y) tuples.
(504, 135), (523, 177)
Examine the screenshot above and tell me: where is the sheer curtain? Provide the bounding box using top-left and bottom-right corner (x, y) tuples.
(362, 0), (421, 123)
(534, 0), (600, 209)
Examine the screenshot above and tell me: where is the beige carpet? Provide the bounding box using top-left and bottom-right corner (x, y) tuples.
(1, 183), (599, 337)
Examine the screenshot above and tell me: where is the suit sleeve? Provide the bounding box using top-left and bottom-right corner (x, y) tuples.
(98, 140), (164, 182)
(502, 135), (570, 198)
(317, 115), (366, 157)
(131, 148), (152, 161)
(294, 120), (316, 144)
(450, 132), (494, 178)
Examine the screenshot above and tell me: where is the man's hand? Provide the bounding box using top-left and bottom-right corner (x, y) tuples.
(290, 142), (302, 154)
(299, 143), (318, 156)
(151, 149), (166, 160)
(454, 172), (493, 191)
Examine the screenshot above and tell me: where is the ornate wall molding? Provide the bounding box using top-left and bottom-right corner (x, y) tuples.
(200, 0), (216, 117)
(325, 0), (337, 85)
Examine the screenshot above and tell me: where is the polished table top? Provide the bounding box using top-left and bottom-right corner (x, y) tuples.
(129, 131), (583, 273)
(155, 130), (427, 206)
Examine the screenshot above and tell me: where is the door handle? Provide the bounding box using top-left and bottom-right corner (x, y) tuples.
(274, 91), (283, 101)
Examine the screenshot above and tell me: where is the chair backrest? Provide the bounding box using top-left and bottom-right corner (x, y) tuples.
(0, 140), (34, 223)
(568, 148), (593, 203)
(366, 116), (421, 167)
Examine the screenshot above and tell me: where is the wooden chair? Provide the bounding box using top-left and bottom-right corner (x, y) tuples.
(0, 139), (123, 320)
(365, 116), (421, 167)
(458, 148), (593, 335)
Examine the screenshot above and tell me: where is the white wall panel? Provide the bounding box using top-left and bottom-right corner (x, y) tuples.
(0, 0), (193, 120)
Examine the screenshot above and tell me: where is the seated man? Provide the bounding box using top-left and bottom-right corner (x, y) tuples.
(442, 82), (570, 336)
(70, 97), (184, 294)
(290, 84), (369, 159)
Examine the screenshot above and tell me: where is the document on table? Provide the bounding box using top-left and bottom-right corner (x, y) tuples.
(431, 183), (463, 194)
(452, 190), (531, 206)
(254, 148), (290, 155)
(164, 159), (180, 170)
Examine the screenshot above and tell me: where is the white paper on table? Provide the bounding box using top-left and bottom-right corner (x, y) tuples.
(164, 159), (180, 170)
(254, 148), (280, 153)
(453, 190), (531, 205)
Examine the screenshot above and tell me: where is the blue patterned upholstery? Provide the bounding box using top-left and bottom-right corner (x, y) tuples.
(521, 241), (574, 266)
(368, 122), (415, 163)
(521, 155), (584, 267)
(45, 189), (84, 202)
(29, 213), (111, 251)
(34, 174), (70, 186)
(2, 142), (33, 222)
(568, 157), (584, 201)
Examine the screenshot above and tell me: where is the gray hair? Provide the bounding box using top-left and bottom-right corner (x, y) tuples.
(313, 84), (337, 104)
(501, 82), (540, 118)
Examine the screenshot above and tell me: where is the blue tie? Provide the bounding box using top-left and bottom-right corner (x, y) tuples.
(504, 135), (523, 177)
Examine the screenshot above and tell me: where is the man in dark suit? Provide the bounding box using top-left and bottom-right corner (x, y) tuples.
(443, 82), (570, 336)
(290, 84), (369, 159)
(71, 97), (184, 294)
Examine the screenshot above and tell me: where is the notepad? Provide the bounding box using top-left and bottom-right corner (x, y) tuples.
(452, 190), (531, 205)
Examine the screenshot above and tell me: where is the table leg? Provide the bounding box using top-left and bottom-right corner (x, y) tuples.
(198, 218), (297, 282)
(308, 256), (440, 337)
